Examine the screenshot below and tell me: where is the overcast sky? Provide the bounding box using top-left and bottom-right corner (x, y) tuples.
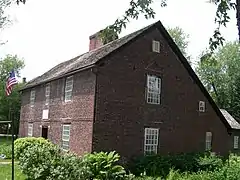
(0, 0), (238, 81)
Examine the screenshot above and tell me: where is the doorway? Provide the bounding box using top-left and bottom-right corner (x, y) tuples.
(42, 126), (48, 139)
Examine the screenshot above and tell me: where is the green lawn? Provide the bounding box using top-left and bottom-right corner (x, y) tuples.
(0, 164), (26, 180)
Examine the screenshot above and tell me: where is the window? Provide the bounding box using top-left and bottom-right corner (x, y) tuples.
(199, 101), (205, 112)
(30, 90), (35, 106)
(62, 124), (70, 151)
(146, 75), (161, 104)
(205, 132), (212, 151)
(152, 40), (160, 53)
(45, 84), (50, 105)
(144, 128), (159, 154)
(64, 76), (73, 102)
(28, 123), (33, 137)
(234, 136), (239, 149)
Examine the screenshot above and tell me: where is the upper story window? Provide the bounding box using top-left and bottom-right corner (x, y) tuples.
(146, 74), (161, 104)
(45, 83), (50, 105)
(64, 76), (73, 102)
(144, 128), (159, 155)
(152, 40), (160, 53)
(234, 136), (239, 149)
(199, 101), (205, 112)
(205, 132), (212, 151)
(30, 89), (35, 106)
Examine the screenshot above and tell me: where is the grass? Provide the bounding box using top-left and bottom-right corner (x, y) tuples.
(0, 164), (26, 180)
(0, 137), (12, 159)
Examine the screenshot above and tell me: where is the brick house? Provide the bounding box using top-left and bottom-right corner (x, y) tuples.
(19, 20), (240, 161)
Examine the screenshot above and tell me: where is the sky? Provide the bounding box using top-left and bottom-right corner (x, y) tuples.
(0, 0), (238, 81)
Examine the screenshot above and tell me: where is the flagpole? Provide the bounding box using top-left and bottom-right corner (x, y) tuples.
(9, 98), (14, 180)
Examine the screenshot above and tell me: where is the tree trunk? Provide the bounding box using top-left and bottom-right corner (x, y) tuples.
(236, 0), (240, 41)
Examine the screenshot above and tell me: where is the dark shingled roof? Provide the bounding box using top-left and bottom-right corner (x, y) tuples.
(220, 109), (240, 129)
(22, 23), (155, 90)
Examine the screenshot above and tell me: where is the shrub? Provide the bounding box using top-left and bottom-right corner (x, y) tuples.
(14, 137), (54, 159)
(18, 142), (60, 179)
(0, 143), (12, 159)
(81, 151), (130, 180)
(128, 152), (223, 177)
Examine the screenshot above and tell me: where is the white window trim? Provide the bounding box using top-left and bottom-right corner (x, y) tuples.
(199, 101), (205, 112)
(64, 76), (73, 102)
(152, 40), (160, 53)
(234, 136), (239, 149)
(28, 123), (33, 137)
(45, 84), (50, 105)
(144, 128), (159, 155)
(205, 132), (212, 151)
(62, 124), (71, 151)
(146, 75), (161, 105)
(30, 90), (35, 106)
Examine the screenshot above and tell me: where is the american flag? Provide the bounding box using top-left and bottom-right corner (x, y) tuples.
(5, 70), (18, 96)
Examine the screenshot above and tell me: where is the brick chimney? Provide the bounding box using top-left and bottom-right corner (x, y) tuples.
(22, 77), (26, 83)
(89, 31), (103, 51)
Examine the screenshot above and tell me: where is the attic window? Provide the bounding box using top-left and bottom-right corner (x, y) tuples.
(199, 101), (205, 112)
(152, 40), (160, 53)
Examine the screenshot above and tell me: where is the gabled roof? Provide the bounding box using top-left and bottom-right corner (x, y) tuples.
(21, 20), (234, 130)
(22, 23), (154, 90)
(220, 109), (240, 129)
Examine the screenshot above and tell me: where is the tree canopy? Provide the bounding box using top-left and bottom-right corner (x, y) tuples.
(196, 41), (240, 119)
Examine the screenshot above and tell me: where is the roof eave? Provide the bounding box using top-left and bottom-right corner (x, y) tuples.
(19, 64), (96, 91)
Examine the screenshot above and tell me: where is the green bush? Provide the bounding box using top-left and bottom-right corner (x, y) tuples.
(81, 151), (130, 180)
(14, 137), (54, 159)
(0, 143), (12, 159)
(128, 152), (224, 177)
(17, 138), (132, 180)
(18, 142), (60, 179)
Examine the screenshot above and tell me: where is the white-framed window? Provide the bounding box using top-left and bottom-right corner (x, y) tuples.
(28, 123), (33, 137)
(234, 136), (239, 149)
(199, 101), (205, 112)
(205, 132), (212, 151)
(146, 74), (161, 104)
(45, 83), (50, 105)
(152, 40), (160, 53)
(62, 124), (71, 151)
(64, 76), (73, 102)
(144, 128), (159, 155)
(30, 90), (35, 106)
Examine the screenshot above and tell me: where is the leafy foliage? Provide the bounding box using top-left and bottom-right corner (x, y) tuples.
(128, 152), (224, 178)
(14, 137), (54, 160)
(167, 27), (190, 61)
(0, 54), (25, 135)
(16, 137), (133, 180)
(196, 41), (240, 119)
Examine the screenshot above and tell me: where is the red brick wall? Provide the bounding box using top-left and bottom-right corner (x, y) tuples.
(19, 70), (96, 155)
(92, 27), (230, 161)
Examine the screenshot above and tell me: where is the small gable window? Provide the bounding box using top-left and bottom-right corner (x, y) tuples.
(64, 76), (73, 102)
(45, 83), (50, 105)
(199, 101), (205, 112)
(152, 40), (160, 53)
(146, 74), (161, 104)
(205, 132), (212, 151)
(30, 89), (35, 106)
(234, 136), (239, 149)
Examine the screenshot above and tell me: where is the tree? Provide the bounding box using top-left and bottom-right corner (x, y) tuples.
(99, 0), (235, 52)
(167, 26), (190, 60)
(0, 54), (25, 135)
(196, 41), (240, 119)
